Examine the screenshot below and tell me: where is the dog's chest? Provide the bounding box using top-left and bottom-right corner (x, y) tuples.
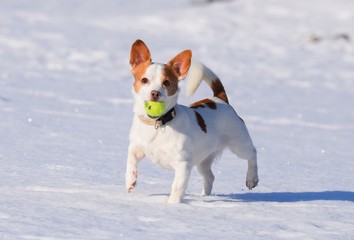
(133, 125), (187, 169)
(145, 133), (182, 169)
(145, 146), (172, 169)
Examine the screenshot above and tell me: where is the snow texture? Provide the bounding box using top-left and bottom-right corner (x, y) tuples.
(1, 0), (354, 239)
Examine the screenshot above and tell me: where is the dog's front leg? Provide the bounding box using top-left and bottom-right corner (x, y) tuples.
(125, 145), (145, 193)
(167, 161), (192, 204)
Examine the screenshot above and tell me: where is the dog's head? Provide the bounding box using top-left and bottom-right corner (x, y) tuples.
(129, 39), (192, 118)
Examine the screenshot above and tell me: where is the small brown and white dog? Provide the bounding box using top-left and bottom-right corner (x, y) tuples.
(126, 39), (258, 203)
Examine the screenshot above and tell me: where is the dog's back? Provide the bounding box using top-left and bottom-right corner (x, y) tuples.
(183, 60), (257, 162)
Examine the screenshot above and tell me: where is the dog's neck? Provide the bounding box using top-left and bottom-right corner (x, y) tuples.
(132, 87), (179, 128)
(137, 107), (176, 129)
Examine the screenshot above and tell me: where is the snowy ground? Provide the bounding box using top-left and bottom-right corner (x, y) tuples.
(1, 0), (354, 239)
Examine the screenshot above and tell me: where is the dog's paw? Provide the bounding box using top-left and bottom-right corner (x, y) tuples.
(246, 171), (259, 190)
(126, 171), (137, 193)
(166, 194), (183, 204)
(127, 181), (137, 193)
(166, 197), (181, 204)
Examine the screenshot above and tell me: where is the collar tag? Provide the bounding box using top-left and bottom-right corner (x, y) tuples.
(154, 119), (162, 129)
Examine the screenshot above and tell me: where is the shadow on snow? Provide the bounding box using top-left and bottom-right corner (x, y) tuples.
(215, 191), (354, 203)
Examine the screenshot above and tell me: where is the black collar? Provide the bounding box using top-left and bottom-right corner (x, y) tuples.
(153, 107), (176, 127)
(139, 107), (176, 129)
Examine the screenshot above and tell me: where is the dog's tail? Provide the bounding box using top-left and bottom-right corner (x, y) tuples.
(186, 59), (229, 104)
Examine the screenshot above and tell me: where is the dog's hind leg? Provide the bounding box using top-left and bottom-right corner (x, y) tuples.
(228, 137), (259, 189)
(196, 156), (215, 196)
(245, 156), (258, 189)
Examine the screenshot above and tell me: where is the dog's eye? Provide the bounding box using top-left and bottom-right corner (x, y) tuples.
(141, 78), (149, 85)
(162, 80), (171, 87)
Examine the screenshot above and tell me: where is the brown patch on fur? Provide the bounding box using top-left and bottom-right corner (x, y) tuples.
(130, 40), (153, 93)
(131, 61), (151, 93)
(194, 111), (207, 133)
(130, 40), (151, 69)
(190, 99), (217, 109)
(166, 50), (192, 80)
(211, 79), (229, 104)
(161, 65), (180, 96)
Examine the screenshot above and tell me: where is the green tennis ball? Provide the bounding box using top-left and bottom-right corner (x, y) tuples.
(144, 101), (166, 117)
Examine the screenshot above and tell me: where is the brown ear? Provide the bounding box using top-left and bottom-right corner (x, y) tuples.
(167, 50), (192, 80)
(130, 39), (151, 69)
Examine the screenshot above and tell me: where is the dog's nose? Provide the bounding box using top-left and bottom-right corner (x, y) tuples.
(150, 90), (161, 101)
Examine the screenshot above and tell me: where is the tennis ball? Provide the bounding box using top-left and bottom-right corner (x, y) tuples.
(144, 101), (166, 117)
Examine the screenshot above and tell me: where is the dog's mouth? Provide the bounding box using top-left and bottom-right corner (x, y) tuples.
(144, 100), (166, 118)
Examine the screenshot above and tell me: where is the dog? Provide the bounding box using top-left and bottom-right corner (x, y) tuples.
(126, 39), (258, 203)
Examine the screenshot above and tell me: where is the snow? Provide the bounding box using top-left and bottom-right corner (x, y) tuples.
(1, 0), (354, 239)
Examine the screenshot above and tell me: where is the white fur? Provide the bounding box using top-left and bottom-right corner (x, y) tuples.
(126, 59), (258, 203)
(186, 59), (219, 97)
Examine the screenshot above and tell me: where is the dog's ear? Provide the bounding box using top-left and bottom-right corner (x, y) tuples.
(130, 40), (151, 70)
(167, 50), (192, 80)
